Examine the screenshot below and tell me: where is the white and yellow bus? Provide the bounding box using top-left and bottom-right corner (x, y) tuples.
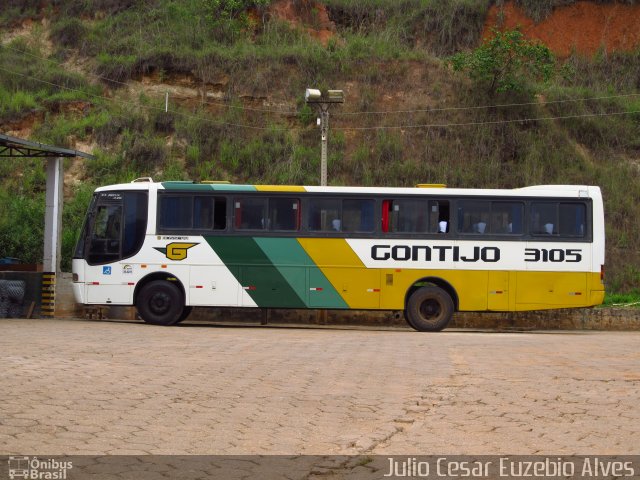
(72, 180), (605, 331)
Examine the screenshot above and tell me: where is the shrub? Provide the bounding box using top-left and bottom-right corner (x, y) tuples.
(201, 0), (271, 43)
(411, 0), (491, 55)
(153, 111), (175, 134)
(0, 88), (38, 119)
(49, 18), (89, 49)
(95, 112), (147, 146)
(96, 53), (136, 86)
(126, 137), (167, 173)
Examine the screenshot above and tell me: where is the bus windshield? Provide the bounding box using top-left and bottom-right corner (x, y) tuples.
(74, 191), (148, 265)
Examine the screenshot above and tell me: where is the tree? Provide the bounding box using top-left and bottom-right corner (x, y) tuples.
(450, 28), (555, 97)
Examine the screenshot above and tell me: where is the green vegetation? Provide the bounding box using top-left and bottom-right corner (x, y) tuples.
(450, 28), (555, 97)
(603, 291), (640, 308)
(0, 1), (639, 294)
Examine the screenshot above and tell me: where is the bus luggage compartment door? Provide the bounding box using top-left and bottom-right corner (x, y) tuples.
(190, 265), (241, 306)
(240, 266), (307, 308)
(487, 271), (510, 311)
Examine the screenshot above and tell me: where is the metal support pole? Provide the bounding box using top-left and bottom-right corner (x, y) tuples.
(44, 157), (63, 273)
(320, 105), (329, 186)
(43, 156), (63, 317)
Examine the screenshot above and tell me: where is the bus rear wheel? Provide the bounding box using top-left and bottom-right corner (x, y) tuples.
(136, 280), (184, 326)
(405, 286), (454, 332)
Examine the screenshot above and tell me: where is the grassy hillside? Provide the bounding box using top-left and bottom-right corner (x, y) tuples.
(0, 0), (639, 294)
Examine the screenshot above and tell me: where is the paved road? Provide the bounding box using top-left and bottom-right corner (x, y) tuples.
(1, 318), (639, 455)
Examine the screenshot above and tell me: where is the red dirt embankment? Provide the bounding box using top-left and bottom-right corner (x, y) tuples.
(484, 1), (640, 57)
(269, 0), (336, 45)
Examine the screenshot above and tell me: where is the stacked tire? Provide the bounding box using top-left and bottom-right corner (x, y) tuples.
(0, 280), (26, 318)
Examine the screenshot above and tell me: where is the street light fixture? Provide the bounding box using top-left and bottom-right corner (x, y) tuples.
(305, 88), (344, 186)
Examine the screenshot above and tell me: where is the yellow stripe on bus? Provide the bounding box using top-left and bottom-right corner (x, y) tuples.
(298, 237), (603, 311)
(298, 238), (380, 308)
(254, 185), (307, 192)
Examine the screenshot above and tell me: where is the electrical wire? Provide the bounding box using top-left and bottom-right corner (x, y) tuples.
(3, 44), (640, 118)
(0, 65), (290, 131)
(333, 110), (640, 131)
(333, 93), (640, 116)
(1, 64), (638, 133)
(0, 44), (301, 115)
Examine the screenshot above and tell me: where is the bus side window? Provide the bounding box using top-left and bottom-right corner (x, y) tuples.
(160, 196), (193, 229)
(308, 198), (341, 232)
(213, 197), (227, 230)
(429, 200), (449, 233)
(342, 199), (374, 233)
(235, 197), (267, 230)
(384, 199), (429, 233)
(559, 203), (586, 237)
(530, 202), (558, 235)
(491, 202), (524, 235)
(270, 198), (300, 231)
(193, 196), (227, 231)
(194, 196), (214, 229)
(457, 200), (490, 234)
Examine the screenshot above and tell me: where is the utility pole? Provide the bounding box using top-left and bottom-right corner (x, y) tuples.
(305, 89), (344, 186)
(319, 105), (329, 186)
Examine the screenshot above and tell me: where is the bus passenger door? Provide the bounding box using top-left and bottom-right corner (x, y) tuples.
(487, 271), (509, 311)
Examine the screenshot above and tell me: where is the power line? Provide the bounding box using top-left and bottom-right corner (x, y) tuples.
(0, 65), (289, 131)
(1, 44), (302, 115)
(334, 109), (640, 131)
(1, 44), (132, 88)
(334, 93), (640, 116)
(1, 64), (638, 133)
(3, 44), (640, 118)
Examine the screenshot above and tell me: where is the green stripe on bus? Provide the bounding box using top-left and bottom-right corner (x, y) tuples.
(205, 236), (306, 308)
(161, 183), (257, 192)
(253, 238), (349, 309)
(210, 185), (257, 191)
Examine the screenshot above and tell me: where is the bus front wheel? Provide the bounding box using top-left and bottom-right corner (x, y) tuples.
(176, 306), (193, 323)
(136, 280), (184, 326)
(405, 286), (454, 332)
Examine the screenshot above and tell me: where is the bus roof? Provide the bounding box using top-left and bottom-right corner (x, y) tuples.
(94, 180), (599, 198)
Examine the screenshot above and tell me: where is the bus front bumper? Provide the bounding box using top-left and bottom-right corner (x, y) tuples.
(72, 282), (86, 304)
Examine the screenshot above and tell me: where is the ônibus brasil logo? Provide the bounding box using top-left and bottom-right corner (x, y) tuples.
(8, 456), (73, 479)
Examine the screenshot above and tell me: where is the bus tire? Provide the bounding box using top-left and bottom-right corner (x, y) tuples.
(405, 286), (454, 332)
(176, 306), (193, 323)
(136, 280), (184, 326)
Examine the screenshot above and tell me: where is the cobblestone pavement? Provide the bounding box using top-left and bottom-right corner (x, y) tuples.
(1, 318), (639, 455)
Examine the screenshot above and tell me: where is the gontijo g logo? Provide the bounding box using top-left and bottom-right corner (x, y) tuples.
(154, 242), (198, 261)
